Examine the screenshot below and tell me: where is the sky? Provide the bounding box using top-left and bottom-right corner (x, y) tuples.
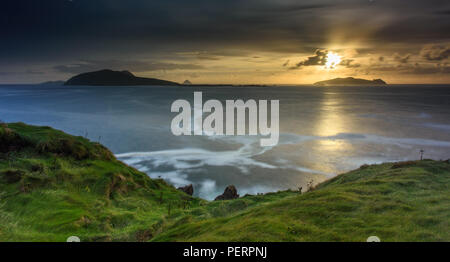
(1, 0), (449, 84)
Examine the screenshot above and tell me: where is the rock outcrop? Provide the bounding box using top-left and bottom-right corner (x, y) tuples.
(178, 184), (194, 196)
(214, 185), (239, 200)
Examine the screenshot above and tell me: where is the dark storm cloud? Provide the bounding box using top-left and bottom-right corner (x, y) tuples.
(2, 0), (449, 59)
(1, 0), (450, 82)
(239, 3), (334, 15)
(434, 10), (450, 15)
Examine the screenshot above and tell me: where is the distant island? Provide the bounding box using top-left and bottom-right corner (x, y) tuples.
(39, 80), (66, 85)
(314, 77), (387, 86)
(64, 69), (179, 86)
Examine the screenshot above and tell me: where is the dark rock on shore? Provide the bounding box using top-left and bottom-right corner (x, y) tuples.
(215, 185), (239, 200)
(177, 184), (194, 196)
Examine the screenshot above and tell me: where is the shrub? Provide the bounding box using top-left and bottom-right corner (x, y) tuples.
(0, 127), (31, 153)
(0, 168), (25, 184)
(391, 161), (417, 169)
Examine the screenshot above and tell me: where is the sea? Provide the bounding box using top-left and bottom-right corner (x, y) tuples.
(1, 84), (449, 199)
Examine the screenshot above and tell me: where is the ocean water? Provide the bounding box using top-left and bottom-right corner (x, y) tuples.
(1, 84), (449, 199)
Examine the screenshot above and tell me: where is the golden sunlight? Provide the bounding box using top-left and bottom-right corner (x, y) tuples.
(325, 52), (342, 69)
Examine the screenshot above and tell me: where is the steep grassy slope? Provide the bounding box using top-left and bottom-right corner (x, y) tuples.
(1, 123), (449, 242)
(153, 160), (450, 242)
(0, 123), (197, 241)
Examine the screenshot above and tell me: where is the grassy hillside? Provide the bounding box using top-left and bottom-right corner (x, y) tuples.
(154, 160), (449, 241)
(0, 122), (199, 241)
(1, 123), (449, 242)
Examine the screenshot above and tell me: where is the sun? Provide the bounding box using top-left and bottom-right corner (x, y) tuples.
(325, 52), (342, 69)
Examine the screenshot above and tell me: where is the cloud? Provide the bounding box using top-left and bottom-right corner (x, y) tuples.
(3, 0), (448, 61)
(394, 53), (411, 64)
(53, 60), (204, 74)
(420, 44), (450, 61)
(290, 50), (360, 70)
(290, 49), (328, 69)
(340, 59), (361, 68)
(248, 3), (334, 14)
(1, 1), (450, 83)
(196, 53), (222, 61)
(409, 64), (450, 74)
(434, 9), (450, 15)
(366, 62), (450, 75)
(0, 69), (44, 76)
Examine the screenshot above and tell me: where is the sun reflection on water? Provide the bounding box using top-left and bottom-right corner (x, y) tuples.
(311, 91), (354, 173)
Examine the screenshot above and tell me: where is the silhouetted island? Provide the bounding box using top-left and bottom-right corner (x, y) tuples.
(64, 69), (179, 86)
(39, 80), (66, 85)
(314, 77), (387, 86)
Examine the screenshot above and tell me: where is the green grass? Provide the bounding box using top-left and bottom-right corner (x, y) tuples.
(0, 123), (199, 241)
(153, 160), (450, 242)
(1, 123), (449, 242)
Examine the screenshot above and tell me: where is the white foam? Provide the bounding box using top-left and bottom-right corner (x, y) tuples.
(198, 179), (217, 199)
(147, 171), (191, 188)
